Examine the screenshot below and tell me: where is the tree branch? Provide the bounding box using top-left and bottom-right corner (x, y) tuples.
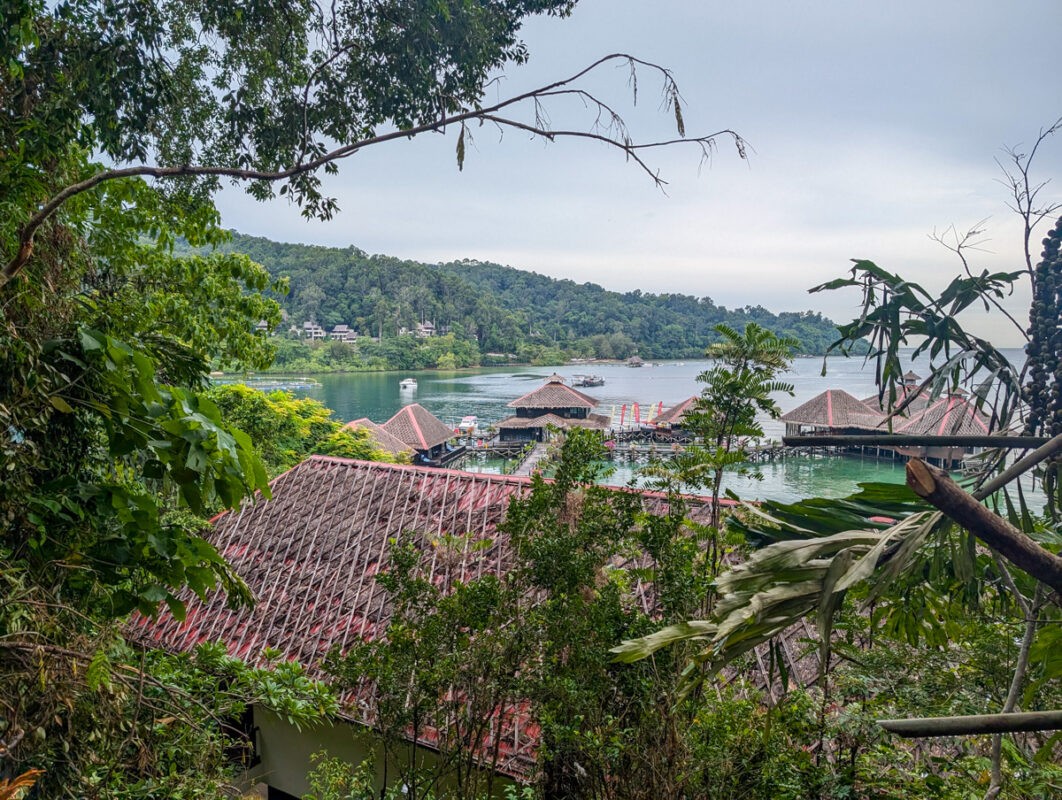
(2, 53), (745, 289)
(905, 459), (1062, 595)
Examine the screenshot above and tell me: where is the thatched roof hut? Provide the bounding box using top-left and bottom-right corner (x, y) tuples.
(343, 417), (414, 458)
(781, 389), (882, 433)
(380, 403), (456, 451)
(653, 396), (699, 429)
(506, 374), (598, 410)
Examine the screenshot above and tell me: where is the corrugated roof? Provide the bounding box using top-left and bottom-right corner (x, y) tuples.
(343, 418), (414, 457)
(381, 403), (455, 450)
(507, 375), (599, 410)
(128, 456), (817, 776)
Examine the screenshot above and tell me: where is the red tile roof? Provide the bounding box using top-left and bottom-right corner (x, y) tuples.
(507, 375), (599, 410)
(381, 403), (456, 450)
(128, 456), (817, 776)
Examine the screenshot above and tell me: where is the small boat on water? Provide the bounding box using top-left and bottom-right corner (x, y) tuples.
(399, 377), (417, 391)
(457, 415), (478, 434)
(572, 374), (605, 387)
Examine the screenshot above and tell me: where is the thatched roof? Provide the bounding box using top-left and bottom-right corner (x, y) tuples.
(343, 417), (414, 457)
(791, 387), (994, 437)
(890, 394), (992, 437)
(128, 456), (818, 777)
(507, 374), (599, 410)
(380, 403), (455, 450)
(781, 390), (882, 430)
(654, 396), (699, 427)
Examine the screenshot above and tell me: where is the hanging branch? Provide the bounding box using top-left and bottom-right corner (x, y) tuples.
(1, 54), (745, 289)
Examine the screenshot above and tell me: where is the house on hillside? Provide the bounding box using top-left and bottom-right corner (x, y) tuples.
(128, 456), (817, 798)
(302, 321), (326, 340)
(495, 374), (610, 443)
(380, 403), (465, 466)
(329, 324), (358, 342)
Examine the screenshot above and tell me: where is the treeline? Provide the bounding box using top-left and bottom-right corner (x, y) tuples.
(205, 232), (844, 361)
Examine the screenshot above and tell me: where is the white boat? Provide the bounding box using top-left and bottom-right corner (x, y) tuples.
(399, 377), (417, 390)
(457, 415), (478, 433)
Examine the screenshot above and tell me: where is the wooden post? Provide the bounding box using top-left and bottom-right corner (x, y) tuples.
(879, 711), (1062, 738)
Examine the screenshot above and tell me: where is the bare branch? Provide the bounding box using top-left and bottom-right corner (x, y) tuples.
(995, 116), (1062, 280)
(2, 54), (745, 288)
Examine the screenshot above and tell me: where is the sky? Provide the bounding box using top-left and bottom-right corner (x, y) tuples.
(215, 0), (1062, 348)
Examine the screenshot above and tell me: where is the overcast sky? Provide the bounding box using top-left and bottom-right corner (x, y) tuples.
(215, 0), (1062, 347)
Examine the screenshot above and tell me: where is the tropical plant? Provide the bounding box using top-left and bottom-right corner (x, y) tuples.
(615, 125), (1062, 799)
(646, 323), (796, 550)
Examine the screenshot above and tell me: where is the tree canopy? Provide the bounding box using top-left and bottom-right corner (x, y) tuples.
(201, 232), (844, 360)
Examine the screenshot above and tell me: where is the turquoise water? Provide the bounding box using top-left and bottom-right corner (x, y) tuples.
(241, 350), (1030, 504)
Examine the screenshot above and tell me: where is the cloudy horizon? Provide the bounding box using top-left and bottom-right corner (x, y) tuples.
(215, 0), (1062, 348)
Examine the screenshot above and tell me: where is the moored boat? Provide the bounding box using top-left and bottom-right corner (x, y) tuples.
(399, 377), (417, 390)
(572, 374), (605, 387)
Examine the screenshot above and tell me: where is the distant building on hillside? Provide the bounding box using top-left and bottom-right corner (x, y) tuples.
(302, 321), (326, 340)
(329, 324), (358, 342)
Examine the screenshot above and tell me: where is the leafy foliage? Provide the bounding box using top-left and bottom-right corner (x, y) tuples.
(205, 383), (404, 477)
(809, 259), (1024, 429)
(648, 322), (796, 542)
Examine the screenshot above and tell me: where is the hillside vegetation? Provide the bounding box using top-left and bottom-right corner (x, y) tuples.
(206, 232), (844, 365)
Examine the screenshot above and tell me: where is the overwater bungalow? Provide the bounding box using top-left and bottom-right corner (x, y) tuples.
(781, 389), (883, 438)
(343, 417), (415, 460)
(652, 396), (699, 430)
(782, 385), (994, 468)
(496, 374), (610, 442)
(380, 403), (466, 466)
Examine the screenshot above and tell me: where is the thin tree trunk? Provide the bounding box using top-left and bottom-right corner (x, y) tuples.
(983, 586), (1044, 800)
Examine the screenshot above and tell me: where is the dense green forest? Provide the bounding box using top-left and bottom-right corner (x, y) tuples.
(202, 232), (844, 364)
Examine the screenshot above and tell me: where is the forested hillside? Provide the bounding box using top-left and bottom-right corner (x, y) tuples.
(211, 232), (843, 358)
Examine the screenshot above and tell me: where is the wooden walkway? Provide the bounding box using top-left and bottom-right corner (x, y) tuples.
(512, 442), (550, 476)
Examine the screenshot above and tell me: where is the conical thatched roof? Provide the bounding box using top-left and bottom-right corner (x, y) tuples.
(507, 374), (599, 409)
(381, 403), (455, 450)
(890, 394), (992, 437)
(781, 389), (881, 430)
(343, 417), (414, 457)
